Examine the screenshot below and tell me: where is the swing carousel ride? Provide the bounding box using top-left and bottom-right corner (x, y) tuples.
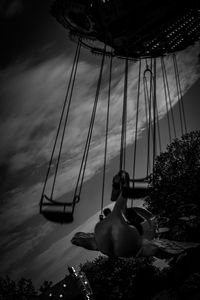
(40, 0), (200, 233)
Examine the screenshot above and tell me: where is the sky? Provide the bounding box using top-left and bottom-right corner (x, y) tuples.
(0, 0), (200, 288)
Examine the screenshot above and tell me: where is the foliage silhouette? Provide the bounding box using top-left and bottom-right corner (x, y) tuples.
(80, 256), (162, 300)
(39, 280), (53, 294)
(146, 130), (200, 242)
(0, 276), (37, 299)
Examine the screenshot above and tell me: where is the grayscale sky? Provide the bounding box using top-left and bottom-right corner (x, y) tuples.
(0, 0), (200, 287)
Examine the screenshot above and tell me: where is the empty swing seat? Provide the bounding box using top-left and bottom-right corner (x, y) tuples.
(40, 194), (77, 224)
(123, 186), (153, 199)
(41, 210), (74, 223)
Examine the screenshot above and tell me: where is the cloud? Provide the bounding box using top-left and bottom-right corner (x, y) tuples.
(0, 55), (100, 172)
(0, 43), (200, 283)
(0, 44), (200, 194)
(0, 221), (53, 275)
(40, 44), (200, 199)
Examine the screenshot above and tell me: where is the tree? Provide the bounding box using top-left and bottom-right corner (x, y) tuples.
(17, 278), (37, 299)
(0, 276), (37, 300)
(39, 280), (53, 294)
(80, 256), (162, 300)
(145, 130), (200, 241)
(0, 276), (16, 300)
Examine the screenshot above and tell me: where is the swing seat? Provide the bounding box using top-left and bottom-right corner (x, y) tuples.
(130, 176), (151, 183)
(41, 210), (74, 223)
(111, 172), (152, 201)
(40, 194), (78, 223)
(123, 186), (153, 199)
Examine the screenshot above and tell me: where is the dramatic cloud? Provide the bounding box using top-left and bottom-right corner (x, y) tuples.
(0, 42), (199, 284)
(0, 43), (200, 198)
(1, 44), (200, 195)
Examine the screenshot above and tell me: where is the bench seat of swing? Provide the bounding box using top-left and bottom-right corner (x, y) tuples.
(41, 210), (74, 223)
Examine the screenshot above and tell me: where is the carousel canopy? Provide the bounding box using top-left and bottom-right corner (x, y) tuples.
(51, 0), (200, 58)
